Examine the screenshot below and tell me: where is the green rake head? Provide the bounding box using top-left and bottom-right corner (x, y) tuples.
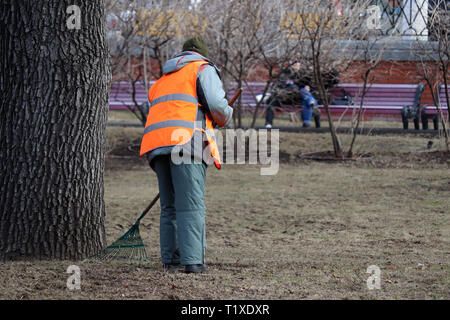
(90, 222), (149, 262)
(88, 193), (160, 263)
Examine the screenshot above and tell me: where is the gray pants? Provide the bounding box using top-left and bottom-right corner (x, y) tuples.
(153, 155), (207, 265)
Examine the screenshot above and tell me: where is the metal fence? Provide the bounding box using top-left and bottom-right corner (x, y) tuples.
(365, 0), (449, 40)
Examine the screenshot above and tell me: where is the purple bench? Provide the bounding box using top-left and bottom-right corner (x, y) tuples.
(325, 83), (422, 121)
(109, 81), (431, 122)
(227, 82), (424, 121)
(109, 81), (153, 110)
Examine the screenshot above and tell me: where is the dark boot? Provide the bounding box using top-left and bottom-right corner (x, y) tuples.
(184, 264), (207, 274)
(162, 249), (181, 271)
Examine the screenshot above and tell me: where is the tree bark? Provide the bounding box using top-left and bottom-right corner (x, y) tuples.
(0, 0), (110, 260)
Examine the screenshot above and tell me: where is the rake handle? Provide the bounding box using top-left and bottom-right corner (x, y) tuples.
(229, 88), (242, 107)
(135, 192), (160, 224)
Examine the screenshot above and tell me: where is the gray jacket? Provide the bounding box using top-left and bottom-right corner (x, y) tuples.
(147, 51), (233, 167)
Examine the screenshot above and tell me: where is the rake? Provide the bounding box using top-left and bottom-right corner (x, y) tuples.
(89, 193), (160, 262)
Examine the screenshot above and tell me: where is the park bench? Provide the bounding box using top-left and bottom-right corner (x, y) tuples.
(326, 83), (424, 124)
(420, 84), (449, 130)
(227, 82), (425, 126)
(109, 81), (150, 110)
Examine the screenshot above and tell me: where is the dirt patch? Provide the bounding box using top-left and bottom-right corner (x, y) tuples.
(297, 150), (374, 161)
(109, 142), (140, 157)
(395, 150), (450, 164)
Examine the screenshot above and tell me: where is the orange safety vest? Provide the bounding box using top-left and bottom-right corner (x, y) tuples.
(140, 60), (221, 169)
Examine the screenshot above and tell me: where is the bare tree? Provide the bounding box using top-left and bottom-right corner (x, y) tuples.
(202, 0), (261, 128)
(414, 0), (449, 150)
(107, 0), (201, 126)
(202, 0), (323, 129)
(245, 0), (312, 129)
(292, 0), (370, 158)
(346, 38), (388, 157)
(107, 0), (147, 125)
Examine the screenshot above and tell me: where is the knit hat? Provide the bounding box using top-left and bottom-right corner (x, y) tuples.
(182, 36), (208, 58)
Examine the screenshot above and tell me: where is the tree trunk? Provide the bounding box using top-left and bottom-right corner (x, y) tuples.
(312, 46), (343, 158)
(348, 69), (371, 157)
(442, 63), (450, 129)
(0, 0), (110, 260)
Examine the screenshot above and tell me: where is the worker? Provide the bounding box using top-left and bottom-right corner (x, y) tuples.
(140, 37), (233, 273)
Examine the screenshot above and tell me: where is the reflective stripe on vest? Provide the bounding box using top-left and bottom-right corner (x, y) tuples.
(143, 120), (195, 136)
(150, 93), (198, 108)
(140, 60), (221, 169)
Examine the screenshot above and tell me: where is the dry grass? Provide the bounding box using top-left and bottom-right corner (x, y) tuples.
(108, 110), (406, 129)
(0, 127), (448, 300)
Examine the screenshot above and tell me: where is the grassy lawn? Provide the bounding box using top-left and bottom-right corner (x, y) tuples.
(0, 126), (448, 300)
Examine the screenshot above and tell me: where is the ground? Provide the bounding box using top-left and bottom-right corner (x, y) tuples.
(0, 113), (449, 300)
